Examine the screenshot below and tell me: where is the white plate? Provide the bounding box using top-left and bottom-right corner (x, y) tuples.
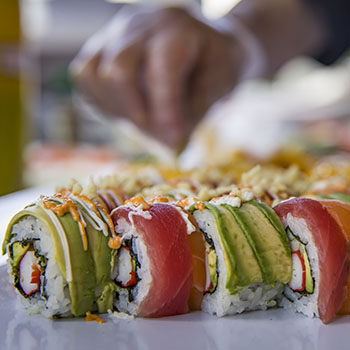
(1, 265), (350, 350)
(1, 188), (350, 350)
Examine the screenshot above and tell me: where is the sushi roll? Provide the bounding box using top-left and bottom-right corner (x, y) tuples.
(191, 196), (292, 317)
(274, 197), (349, 323)
(2, 189), (118, 317)
(317, 193), (350, 204)
(110, 195), (205, 317)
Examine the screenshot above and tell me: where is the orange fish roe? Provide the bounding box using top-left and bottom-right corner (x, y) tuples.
(124, 195), (151, 210)
(176, 197), (198, 209)
(149, 195), (173, 203)
(194, 202), (205, 211)
(108, 236), (122, 250)
(42, 195), (88, 251)
(84, 312), (105, 324)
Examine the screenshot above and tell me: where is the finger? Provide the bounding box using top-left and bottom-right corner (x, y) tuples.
(70, 7), (151, 119)
(97, 41), (147, 125)
(144, 26), (200, 148)
(188, 63), (216, 126)
(188, 30), (241, 125)
(71, 51), (111, 109)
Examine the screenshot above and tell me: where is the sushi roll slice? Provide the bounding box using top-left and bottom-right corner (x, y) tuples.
(309, 193), (350, 204)
(110, 195), (204, 317)
(191, 197), (292, 317)
(323, 193), (350, 203)
(274, 197), (349, 323)
(2, 189), (117, 317)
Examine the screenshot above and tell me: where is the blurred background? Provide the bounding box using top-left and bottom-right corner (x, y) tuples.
(0, 0), (349, 196)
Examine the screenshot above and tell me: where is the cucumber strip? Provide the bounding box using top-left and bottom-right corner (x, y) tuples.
(199, 228), (218, 294)
(286, 227), (314, 294)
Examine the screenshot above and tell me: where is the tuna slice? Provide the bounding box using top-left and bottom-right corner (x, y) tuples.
(274, 198), (348, 323)
(317, 199), (350, 315)
(113, 203), (193, 317)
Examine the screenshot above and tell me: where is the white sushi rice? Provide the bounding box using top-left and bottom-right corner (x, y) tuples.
(113, 218), (152, 315)
(7, 216), (71, 317)
(107, 309), (135, 321)
(194, 208), (282, 317)
(279, 213), (319, 318)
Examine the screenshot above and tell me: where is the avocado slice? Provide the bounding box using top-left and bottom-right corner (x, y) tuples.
(205, 203), (263, 293)
(248, 201), (291, 253)
(85, 223), (113, 313)
(57, 213), (97, 316)
(233, 201), (292, 284)
(96, 282), (120, 312)
(9, 240), (32, 268)
(223, 204), (269, 281)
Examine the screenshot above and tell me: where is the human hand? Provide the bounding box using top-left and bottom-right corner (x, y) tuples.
(71, 7), (246, 149)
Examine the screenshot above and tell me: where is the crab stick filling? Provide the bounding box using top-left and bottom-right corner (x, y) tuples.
(115, 246), (137, 288)
(19, 250), (41, 296)
(290, 251), (306, 292)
